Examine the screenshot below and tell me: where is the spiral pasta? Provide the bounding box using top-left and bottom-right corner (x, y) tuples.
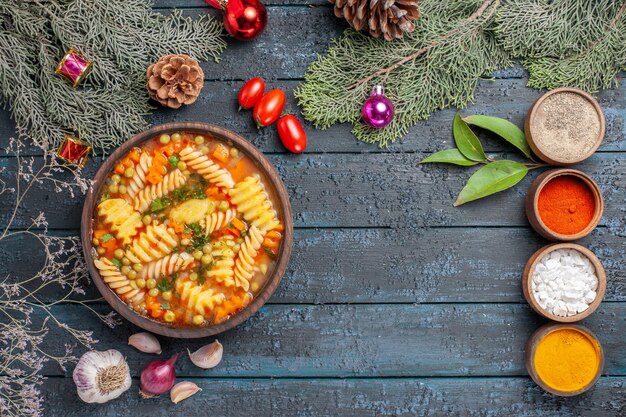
(202, 208), (237, 236)
(97, 198), (142, 244)
(94, 258), (145, 306)
(127, 152), (152, 199)
(233, 225), (264, 291)
(125, 223), (179, 264)
(133, 169), (187, 212)
(228, 175), (280, 232)
(179, 147), (235, 189)
(205, 236), (235, 287)
(139, 252), (194, 281)
(175, 280), (226, 321)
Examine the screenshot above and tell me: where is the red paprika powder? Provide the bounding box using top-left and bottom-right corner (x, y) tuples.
(537, 175), (596, 235)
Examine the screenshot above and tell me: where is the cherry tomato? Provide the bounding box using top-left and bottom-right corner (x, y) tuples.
(277, 115), (306, 153)
(238, 78), (265, 110)
(253, 89), (286, 127)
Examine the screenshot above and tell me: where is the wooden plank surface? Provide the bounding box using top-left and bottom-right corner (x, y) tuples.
(4, 227), (625, 304)
(39, 377), (626, 417)
(0, 0), (624, 415)
(1, 152), (624, 229)
(36, 304), (626, 377)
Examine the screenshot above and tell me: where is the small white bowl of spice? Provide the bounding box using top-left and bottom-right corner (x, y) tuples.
(525, 87), (605, 165)
(522, 243), (606, 322)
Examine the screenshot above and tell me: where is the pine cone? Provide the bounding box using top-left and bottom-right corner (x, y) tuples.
(147, 54), (204, 109)
(331, 0), (420, 41)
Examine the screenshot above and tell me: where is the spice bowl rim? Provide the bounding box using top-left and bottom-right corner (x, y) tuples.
(525, 168), (604, 241)
(522, 242), (606, 323)
(524, 86), (605, 166)
(524, 322), (604, 396)
(80, 122), (293, 339)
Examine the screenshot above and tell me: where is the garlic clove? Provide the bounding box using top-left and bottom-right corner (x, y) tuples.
(188, 340), (223, 369)
(170, 381), (202, 404)
(128, 332), (161, 354)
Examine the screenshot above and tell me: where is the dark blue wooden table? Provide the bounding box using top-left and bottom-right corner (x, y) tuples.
(1, 1), (624, 415)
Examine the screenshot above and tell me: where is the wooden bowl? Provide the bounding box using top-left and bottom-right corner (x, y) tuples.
(81, 122), (293, 338)
(522, 243), (606, 323)
(525, 323), (604, 396)
(525, 87), (605, 165)
(525, 168), (603, 241)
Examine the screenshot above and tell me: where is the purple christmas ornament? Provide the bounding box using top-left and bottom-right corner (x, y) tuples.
(362, 85), (395, 129)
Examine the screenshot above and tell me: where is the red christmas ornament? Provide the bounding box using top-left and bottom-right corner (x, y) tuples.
(206, 0), (267, 41)
(56, 135), (91, 167)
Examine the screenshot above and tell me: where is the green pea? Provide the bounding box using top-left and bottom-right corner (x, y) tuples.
(114, 249), (124, 259)
(127, 270), (137, 279)
(133, 263), (143, 272)
(146, 278), (157, 289)
(121, 265), (131, 275)
(142, 215), (152, 225)
(177, 161), (187, 170)
(111, 174), (121, 184)
(118, 185), (127, 194)
(171, 133), (182, 141)
(194, 135), (204, 145)
(108, 184), (119, 194)
(124, 167), (135, 178)
(148, 288), (159, 297)
(121, 257), (131, 266)
(159, 134), (171, 144)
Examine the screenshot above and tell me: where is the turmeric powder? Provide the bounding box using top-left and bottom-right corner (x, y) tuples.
(534, 328), (600, 392)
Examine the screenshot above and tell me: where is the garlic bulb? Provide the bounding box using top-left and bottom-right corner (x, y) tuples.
(73, 349), (131, 403)
(188, 340), (223, 369)
(128, 332), (162, 354)
(170, 381), (202, 404)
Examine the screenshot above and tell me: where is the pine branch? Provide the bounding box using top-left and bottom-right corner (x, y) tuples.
(497, 0), (626, 92)
(296, 0), (510, 147)
(0, 0), (227, 152)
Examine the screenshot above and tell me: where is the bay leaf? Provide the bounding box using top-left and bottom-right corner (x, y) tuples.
(421, 149), (479, 166)
(464, 115), (532, 159)
(454, 160), (528, 206)
(453, 112), (487, 162)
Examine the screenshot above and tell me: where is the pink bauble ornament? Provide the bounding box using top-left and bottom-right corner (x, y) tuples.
(206, 0), (267, 41)
(362, 85), (395, 129)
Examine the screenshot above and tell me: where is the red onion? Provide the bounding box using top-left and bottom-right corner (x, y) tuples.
(139, 352), (181, 398)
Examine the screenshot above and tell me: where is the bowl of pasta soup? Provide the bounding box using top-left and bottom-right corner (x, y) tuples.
(81, 123), (292, 338)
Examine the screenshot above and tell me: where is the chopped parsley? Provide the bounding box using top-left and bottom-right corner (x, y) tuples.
(157, 277), (172, 292)
(262, 245), (276, 257)
(157, 273), (178, 292)
(111, 258), (122, 269)
(100, 233), (114, 243)
(171, 174), (207, 202)
(99, 193), (110, 202)
(160, 302), (170, 310)
(186, 223), (202, 235)
(150, 197), (170, 213)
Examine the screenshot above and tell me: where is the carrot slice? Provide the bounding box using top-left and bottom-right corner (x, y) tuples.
(231, 218), (246, 231)
(212, 144), (229, 163)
